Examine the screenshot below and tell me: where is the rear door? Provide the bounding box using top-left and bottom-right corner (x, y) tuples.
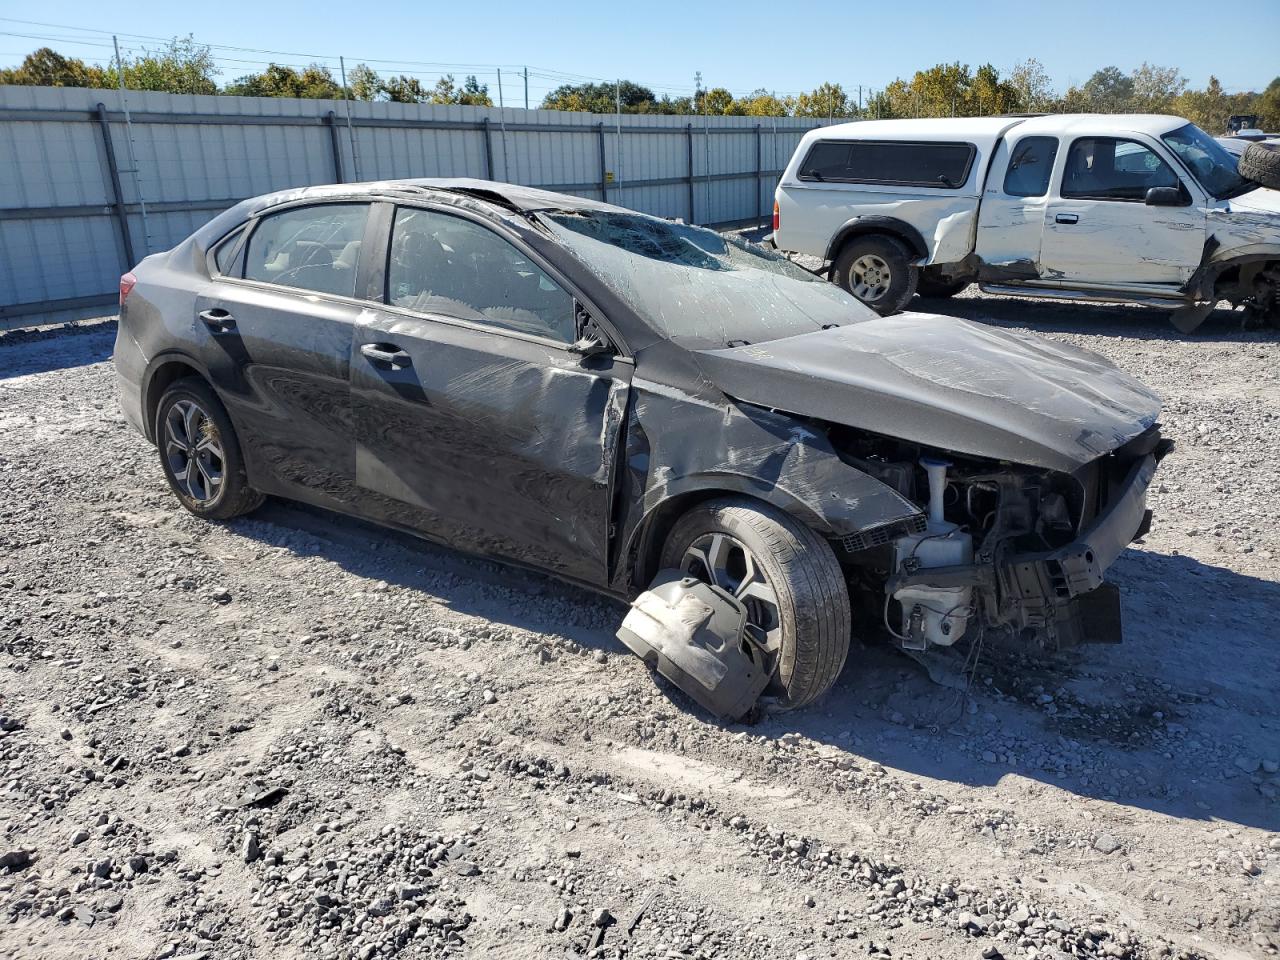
(974, 135), (1060, 278)
(1039, 136), (1206, 288)
(197, 201), (375, 508)
(349, 203), (630, 586)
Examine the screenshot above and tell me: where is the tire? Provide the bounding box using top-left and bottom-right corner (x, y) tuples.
(832, 234), (918, 316)
(915, 273), (971, 299)
(1239, 142), (1280, 191)
(155, 377), (264, 521)
(658, 496), (852, 709)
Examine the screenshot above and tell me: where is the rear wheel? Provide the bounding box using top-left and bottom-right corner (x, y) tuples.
(659, 497), (851, 709)
(832, 234), (918, 316)
(156, 377), (263, 521)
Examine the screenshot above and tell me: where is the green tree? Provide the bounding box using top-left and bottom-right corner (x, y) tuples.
(1079, 66), (1136, 112)
(736, 88), (788, 117)
(428, 74), (492, 106)
(0, 47), (109, 87)
(347, 63), (382, 101)
(967, 63), (1018, 115)
(1130, 62), (1186, 113)
(1253, 77), (1280, 130)
(702, 86), (736, 115)
(540, 80), (655, 114)
(383, 75), (429, 103)
(225, 64), (341, 99)
(1008, 58), (1053, 112)
(792, 82), (853, 119)
(108, 36), (218, 95)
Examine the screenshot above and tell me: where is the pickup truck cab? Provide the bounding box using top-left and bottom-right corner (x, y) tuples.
(773, 115), (1280, 331)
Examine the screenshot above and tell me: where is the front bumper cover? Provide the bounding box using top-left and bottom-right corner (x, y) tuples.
(885, 453), (1158, 645)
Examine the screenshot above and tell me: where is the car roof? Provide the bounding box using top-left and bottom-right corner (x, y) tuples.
(243, 177), (620, 217)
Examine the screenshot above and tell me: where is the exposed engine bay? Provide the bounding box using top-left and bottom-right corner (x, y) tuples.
(830, 424), (1173, 655)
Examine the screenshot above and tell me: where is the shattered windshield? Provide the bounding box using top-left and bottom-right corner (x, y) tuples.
(542, 210), (874, 346)
(1162, 123), (1252, 199)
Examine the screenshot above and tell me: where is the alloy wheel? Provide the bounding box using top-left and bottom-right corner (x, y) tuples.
(850, 253), (892, 302)
(164, 399), (225, 504)
(679, 532), (782, 654)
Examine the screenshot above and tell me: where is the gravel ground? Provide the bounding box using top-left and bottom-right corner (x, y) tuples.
(0, 293), (1278, 960)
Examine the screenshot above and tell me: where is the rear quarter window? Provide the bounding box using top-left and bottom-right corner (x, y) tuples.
(797, 139), (975, 188)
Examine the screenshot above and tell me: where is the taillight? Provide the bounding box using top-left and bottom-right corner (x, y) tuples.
(119, 272), (137, 307)
(771, 200), (779, 232)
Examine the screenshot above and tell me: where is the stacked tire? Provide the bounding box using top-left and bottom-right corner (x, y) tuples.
(1239, 142), (1280, 191)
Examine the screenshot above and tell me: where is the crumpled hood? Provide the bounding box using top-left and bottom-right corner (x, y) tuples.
(1228, 186), (1280, 217)
(694, 313), (1162, 472)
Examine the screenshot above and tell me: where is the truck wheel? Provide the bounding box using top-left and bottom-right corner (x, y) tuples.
(833, 235), (918, 315)
(156, 377), (264, 521)
(916, 273), (972, 299)
(659, 496), (851, 709)
(1239, 142), (1280, 190)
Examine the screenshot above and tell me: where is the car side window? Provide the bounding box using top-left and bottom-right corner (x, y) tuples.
(1003, 136), (1059, 197)
(243, 203), (370, 297)
(213, 226), (246, 275)
(798, 140), (975, 188)
(387, 207), (576, 344)
(1061, 137), (1180, 201)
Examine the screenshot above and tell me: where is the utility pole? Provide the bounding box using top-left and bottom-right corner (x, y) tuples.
(111, 35), (151, 255)
(497, 68), (504, 108)
(615, 79), (623, 201)
(338, 56), (360, 181)
(523, 67), (528, 110)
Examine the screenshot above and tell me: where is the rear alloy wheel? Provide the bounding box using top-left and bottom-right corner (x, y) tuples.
(156, 377), (263, 521)
(832, 235), (918, 316)
(659, 496), (851, 709)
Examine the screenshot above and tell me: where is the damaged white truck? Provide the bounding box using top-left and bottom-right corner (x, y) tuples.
(772, 115), (1280, 331)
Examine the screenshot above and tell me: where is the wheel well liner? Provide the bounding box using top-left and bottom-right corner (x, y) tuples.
(631, 486), (829, 591)
(142, 356), (209, 442)
(824, 217), (929, 263)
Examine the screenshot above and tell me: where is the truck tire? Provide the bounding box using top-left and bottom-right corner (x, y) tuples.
(659, 496), (851, 710)
(916, 273), (972, 299)
(832, 235), (918, 316)
(1239, 142), (1280, 190)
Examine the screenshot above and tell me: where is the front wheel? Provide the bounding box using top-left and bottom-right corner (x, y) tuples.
(659, 497), (852, 709)
(832, 234), (918, 316)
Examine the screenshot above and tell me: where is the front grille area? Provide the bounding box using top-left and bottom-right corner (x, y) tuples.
(841, 514), (927, 554)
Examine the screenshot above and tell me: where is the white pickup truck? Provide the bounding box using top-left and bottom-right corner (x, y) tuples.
(772, 115), (1280, 331)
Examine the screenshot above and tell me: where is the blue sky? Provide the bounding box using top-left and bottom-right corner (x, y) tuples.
(2, 1), (1276, 101)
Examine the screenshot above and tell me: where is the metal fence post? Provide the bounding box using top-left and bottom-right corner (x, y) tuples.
(324, 111), (345, 183)
(481, 118), (494, 180)
(94, 102), (135, 271)
(597, 122), (608, 202)
(686, 123), (695, 223)
(755, 123), (763, 229)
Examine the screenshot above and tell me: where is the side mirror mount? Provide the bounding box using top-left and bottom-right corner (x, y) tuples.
(570, 301), (613, 357)
(1145, 186), (1187, 207)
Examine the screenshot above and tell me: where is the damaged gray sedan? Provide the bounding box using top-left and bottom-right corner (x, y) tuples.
(113, 178), (1170, 720)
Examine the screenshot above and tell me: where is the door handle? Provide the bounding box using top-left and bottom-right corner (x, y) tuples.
(198, 308), (236, 332)
(1055, 213), (1079, 225)
(361, 342), (412, 367)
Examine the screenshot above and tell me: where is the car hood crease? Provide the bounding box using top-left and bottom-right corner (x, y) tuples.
(693, 314), (1162, 472)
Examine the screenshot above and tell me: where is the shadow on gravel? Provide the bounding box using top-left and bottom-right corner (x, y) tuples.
(229, 491), (1278, 829)
(755, 549), (1280, 831)
(925, 294), (1275, 343)
(235, 499), (627, 651)
(0, 318), (117, 379)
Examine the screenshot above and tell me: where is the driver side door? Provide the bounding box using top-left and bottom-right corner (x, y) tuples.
(349, 204), (631, 586)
